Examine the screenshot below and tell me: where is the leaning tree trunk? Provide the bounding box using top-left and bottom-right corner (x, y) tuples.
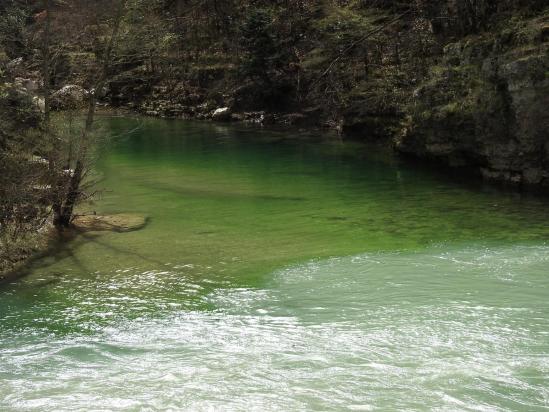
(53, 161), (83, 227)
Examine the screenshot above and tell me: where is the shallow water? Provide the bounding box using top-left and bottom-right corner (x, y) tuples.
(1, 118), (548, 411)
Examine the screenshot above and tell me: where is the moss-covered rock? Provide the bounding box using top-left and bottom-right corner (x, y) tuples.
(396, 13), (549, 189)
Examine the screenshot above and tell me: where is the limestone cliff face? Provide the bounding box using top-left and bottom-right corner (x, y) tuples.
(396, 15), (549, 189)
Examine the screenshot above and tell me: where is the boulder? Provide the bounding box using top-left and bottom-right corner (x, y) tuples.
(51, 85), (88, 110)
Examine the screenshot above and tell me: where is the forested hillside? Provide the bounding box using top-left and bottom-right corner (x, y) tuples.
(2, 1), (548, 184)
(1, 1), (548, 274)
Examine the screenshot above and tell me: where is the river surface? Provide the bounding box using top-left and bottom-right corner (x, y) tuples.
(1, 117), (549, 411)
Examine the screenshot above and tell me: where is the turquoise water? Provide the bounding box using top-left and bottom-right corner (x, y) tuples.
(1, 117), (548, 410)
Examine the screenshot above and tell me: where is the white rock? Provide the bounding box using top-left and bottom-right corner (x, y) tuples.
(212, 107), (231, 121)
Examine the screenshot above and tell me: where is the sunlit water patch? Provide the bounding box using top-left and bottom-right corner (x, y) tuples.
(2, 245), (548, 411)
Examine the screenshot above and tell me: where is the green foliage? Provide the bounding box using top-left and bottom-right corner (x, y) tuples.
(0, 1), (29, 59)
(234, 7), (300, 109)
(112, 0), (179, 75)
(0, 83), (41, 147)
(238, 8), (279, 83)
(313, 5), (378, 45)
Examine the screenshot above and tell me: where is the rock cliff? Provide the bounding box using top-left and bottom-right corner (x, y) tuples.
(396, 14), (549, 189)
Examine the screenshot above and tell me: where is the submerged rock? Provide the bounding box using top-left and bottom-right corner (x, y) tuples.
(72, 214), (147, 233)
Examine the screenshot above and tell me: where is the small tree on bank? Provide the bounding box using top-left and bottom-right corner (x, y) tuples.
(36, 0), (127, 228)
(1, 0), (158, 236)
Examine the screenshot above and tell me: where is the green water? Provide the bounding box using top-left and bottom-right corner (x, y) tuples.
(1, 117), (549, 411)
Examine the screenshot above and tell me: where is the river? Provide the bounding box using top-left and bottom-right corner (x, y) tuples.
(1, 117), (548, 411)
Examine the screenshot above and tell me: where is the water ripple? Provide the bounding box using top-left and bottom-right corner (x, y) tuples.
(1, 245), (548, 411)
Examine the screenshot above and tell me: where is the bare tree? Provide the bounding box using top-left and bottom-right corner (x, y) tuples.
(35, 0), (127, 228)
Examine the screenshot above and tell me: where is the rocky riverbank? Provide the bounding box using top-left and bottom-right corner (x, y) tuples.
(396, 14), (549, 189)
(0, 214), (148, 284)
(0, 225), (54, 285)
(98, 11), (549, 191)
(2, 4), (547, 192)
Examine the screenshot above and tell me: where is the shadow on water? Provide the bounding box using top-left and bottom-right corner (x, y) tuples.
(396, 151), (549, 199)
(0, 231), (78, 287)
(0, 217), (152, 288)
(134, 180), (309, 202)
(75, 226), (166, 267)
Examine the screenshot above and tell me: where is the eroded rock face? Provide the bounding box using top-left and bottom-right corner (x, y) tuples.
(396, 17), (549, 189)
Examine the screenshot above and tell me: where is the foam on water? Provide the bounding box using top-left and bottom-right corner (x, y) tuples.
(1, 245), (548, 411)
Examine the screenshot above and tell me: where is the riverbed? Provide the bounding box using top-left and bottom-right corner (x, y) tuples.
(1, 117), (548, 410)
